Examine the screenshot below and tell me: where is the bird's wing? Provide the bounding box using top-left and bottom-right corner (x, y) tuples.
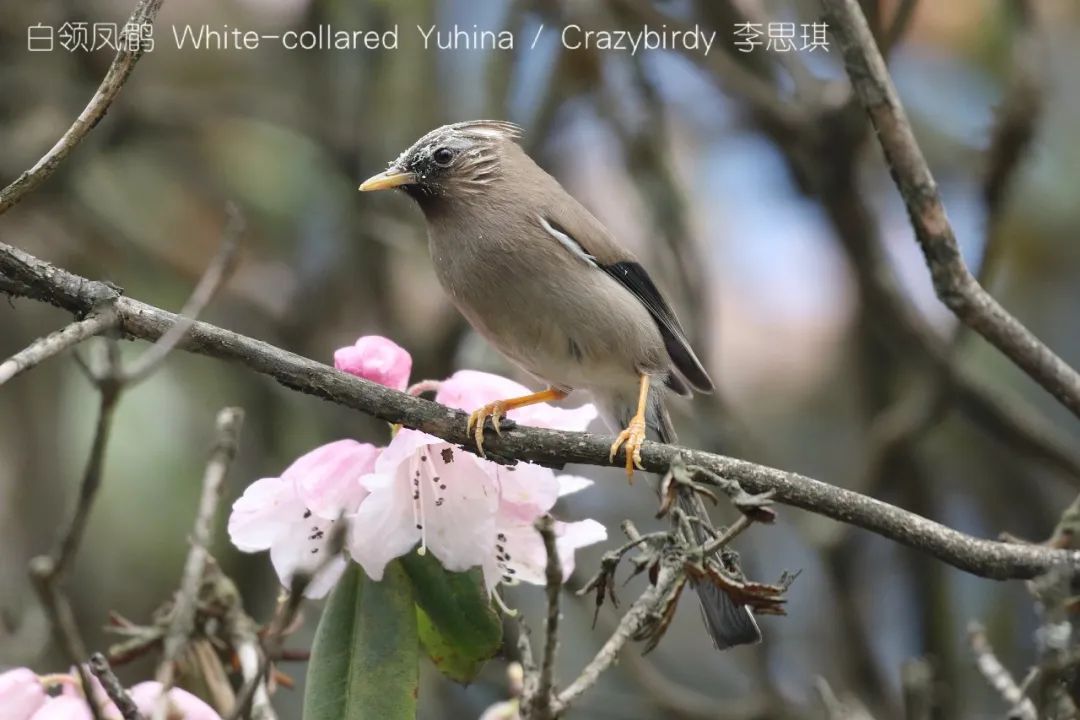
(535, 206), (714, 393)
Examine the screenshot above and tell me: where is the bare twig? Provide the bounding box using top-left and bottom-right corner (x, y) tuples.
(0, 307), (119, 386)
(224, 524), (346, 720)
(27, 350), (124, 701)
(0, 0), (166, 215)
(554, 548), (684, 714)
(119, 206), (243, 385)
(968, 622), (1037, 720)
(153, 408), (244, 720)
(900, 658), (935, 720)
(822, 0), (1080, 419)
(524, 515), (562, 720)
(89, 653), (144, 720)
(3, 242), (1080, 580)
(27, 555), (90, 663)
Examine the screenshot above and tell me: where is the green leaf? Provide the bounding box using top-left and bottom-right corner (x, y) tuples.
(303, 562), (418, 720)
(416, 607), (486, 683)
(400, 551), (502, 683)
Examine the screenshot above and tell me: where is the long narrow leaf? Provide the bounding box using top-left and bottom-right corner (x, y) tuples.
(303, 562), (418, 720)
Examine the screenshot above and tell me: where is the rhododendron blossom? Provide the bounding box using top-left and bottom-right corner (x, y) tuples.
(228, 335), (607, 597)
(0, 668), (222, 720)
(228, 439), (378, 598)
(333, 335), (412, 392)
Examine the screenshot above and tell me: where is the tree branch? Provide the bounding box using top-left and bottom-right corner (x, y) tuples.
(89, 653), (144, 720)
(554, 541), (684, 714)
(0, 307), (119, 387)
(525, 515), (562, 720)
(822, 0), (1080, 419)
(968, 622), (1037, 720)
(153, 407), (244, 720)
(2, 241), (1078, 579)
(0, 0), (166, 215)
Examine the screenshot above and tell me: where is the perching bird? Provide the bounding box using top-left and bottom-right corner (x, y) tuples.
(359, 120), (761, 648)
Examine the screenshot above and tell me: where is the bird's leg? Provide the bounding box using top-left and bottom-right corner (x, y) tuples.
(466, 387), (568, 457)
(609, 374), (650, 482)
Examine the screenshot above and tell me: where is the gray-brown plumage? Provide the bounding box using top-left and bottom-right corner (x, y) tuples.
(360, 120), (760, 649)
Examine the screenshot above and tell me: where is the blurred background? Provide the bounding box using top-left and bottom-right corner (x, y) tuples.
(2, 0), (1080, 717)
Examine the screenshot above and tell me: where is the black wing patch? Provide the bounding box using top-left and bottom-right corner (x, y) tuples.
(600, 261), (714, 393)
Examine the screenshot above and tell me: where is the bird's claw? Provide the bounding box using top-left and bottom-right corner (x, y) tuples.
(609, 417), (647, 482)
(467, 401), (508, 457)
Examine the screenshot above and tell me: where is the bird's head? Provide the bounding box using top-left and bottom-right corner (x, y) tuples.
(359, 120), (523, 203)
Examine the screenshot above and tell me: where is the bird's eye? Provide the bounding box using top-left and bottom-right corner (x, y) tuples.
(433, 147), (455, 166)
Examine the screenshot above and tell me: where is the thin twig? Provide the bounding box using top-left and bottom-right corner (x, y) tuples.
(968, 622), (1037, 720)
(224, 523), (346, 720)
(701, 516), (753, 557)
(0, 307), (119, 386)
(900, 658), (935, 720)
(822, 0), (1080, 419)
(0, 0), (166, 215)
(525, 515), (562, 720)
(89, 653), (144, 720)
(3, 242), (1080, 580)
(153, 407), (244, 720)
(554, 549), (684, 714)
(119, 205), (244, 385)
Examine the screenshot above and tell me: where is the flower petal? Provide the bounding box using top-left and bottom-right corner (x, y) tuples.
(556, 475), (594, 497)
(435, 370), (596, 430)
(348, 473), (421, 581)
(28, 697), (92, 720)
(493, 463), (560, 521)
(493, 518), (607, 587)
(286, 440), (378, 519)
(0, 668), (47, 719)
(130, 683), (222, 720)
(227, 477), (298, 553)
(334, 336), (412, 391)
(435, 370), (530, 412)
(268, 515), (345, 596)
(416, 447), (499, 572)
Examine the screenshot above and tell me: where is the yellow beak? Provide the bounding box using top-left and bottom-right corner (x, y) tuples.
(358, 169), (416, 192)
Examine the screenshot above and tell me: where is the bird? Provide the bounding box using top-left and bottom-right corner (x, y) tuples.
(359, 120), (761, 648)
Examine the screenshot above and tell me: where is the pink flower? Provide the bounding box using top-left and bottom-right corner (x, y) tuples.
(348, 372), (605, 588)
(28, 697), (90, 720)
(348, 429), (500, 580)
(483, 474), (606, 591)
(230, 338), (607, 597)
(435, 371), (596, 432)
(0, 668), (47, 719)
(130, 683), (222, 720)
(334, 336), (412, 391)
(228, 439), (378, 598)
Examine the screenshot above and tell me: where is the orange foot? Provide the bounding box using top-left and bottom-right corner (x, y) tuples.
(465, 388), (568, 458)
(609, 416), (647, 482)
(467, 401), (510, 458)
(609, 373), (651, 482)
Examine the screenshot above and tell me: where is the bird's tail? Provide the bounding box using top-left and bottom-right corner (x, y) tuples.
(597, 382), (762, 651)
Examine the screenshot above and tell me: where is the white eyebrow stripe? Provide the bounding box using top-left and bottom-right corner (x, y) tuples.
(538, 214), (596, 266)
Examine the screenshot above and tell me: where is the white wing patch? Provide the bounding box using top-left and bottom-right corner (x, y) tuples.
(538, 215), (596, 266)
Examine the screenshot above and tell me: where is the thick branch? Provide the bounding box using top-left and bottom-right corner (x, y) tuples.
(0, 0), (165, 215)
(822, 0), (1080, 419)
(2, 242), (1078, 580)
